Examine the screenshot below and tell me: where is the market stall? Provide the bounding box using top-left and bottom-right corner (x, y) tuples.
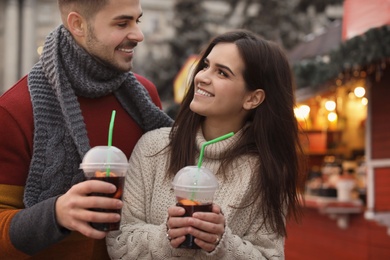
(285, 8), (390, 258)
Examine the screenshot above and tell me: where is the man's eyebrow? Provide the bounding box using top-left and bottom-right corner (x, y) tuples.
(113, 12), (143, 20)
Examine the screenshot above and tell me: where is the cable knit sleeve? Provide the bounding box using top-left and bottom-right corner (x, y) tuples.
(199, 158), (285, 260)
(106, 128), (184, 259)
(197, 221), (284, 260)
(106, 128), (285, 259)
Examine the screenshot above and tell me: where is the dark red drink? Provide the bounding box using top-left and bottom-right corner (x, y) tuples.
(176, 202), (213, 249)
(87, 176), (125, 231)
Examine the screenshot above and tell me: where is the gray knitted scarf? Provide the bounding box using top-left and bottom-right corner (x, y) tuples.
(24, 25), (173, 208)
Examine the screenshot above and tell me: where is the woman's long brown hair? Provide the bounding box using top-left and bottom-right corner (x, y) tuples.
(167, 29), (307, 237)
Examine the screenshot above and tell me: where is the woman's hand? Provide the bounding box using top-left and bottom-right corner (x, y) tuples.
(189, 204), (225, 251)
(166, 204), (225, 252)
(166, 205), (187, 247)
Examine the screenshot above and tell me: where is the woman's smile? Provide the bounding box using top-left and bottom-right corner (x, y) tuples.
(195, 87), (214, 97)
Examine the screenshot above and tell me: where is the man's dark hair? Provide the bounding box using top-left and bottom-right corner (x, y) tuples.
(58, 0), (109, 20)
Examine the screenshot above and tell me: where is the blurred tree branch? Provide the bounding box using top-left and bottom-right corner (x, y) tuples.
(143, 0), (343, 103)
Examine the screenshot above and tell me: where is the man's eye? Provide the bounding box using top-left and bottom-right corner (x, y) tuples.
(136, 19), (142, 24)
(118, 22), (127, 27)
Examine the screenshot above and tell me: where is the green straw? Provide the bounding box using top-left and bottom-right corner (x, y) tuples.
(190, 132), (234, 201)
(197, 132), (234, 168)
(106, 110), (116, 176)
(108, 110), (116, 147)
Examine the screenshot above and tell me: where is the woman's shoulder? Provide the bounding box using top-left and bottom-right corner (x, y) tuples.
(135, 127), (171, 155)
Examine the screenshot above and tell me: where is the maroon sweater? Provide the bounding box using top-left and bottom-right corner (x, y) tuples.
(0, 74), (163, 259)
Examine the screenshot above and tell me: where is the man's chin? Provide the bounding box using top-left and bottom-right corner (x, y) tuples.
(93, 56), (133, 72)
(108, 63), (133, 73)
(116, 61), (133, 72)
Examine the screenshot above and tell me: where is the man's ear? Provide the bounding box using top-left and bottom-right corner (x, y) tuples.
(243, 89), (265, 110)
(67, 12), (86, 37)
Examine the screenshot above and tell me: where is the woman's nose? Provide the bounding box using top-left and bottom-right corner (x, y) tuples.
(196, 71), (211, 85)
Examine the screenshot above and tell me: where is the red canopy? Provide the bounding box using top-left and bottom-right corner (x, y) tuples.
(342, 0), (390, 40)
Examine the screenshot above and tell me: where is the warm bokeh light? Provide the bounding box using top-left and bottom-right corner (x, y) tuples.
(325, 100), (336, 111)
(294, 105), (310, 120)
(328, 112), (338, 122)
(37, 46), (43, 56)
(354, 86), (366, 98)
(361, 97), (368, 105)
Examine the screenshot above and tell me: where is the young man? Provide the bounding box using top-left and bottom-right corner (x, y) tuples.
(0, 0), (173, 258)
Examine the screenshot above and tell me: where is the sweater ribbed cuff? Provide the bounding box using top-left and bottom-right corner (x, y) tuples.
(9, 196), (70, 255)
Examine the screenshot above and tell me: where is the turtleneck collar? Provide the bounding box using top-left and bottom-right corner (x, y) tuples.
(195, 124), (249, 160)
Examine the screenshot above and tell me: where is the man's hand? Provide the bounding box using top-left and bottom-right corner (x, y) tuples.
(55, 180), (123, 239)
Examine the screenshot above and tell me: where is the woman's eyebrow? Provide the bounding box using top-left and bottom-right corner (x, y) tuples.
(216, 63), (235, 76)
(204, 57), (235, 76)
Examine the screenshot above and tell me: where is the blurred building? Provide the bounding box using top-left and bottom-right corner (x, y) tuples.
(0, 0), (343, 95)
(0, 0), (181, 94)
(0, 0), (61, 93)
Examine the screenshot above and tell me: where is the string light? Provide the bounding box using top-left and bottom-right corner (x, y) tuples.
(37, 46), (43, 56)
(294, 105), (310, 120)
(325, 100), (336, 111)
(328, 112), (338, 122)
(354, 86), (366, 98)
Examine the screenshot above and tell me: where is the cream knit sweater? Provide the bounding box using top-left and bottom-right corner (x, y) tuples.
(106, 127), (284, 259)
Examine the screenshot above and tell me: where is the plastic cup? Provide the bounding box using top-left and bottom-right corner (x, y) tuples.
(336, 178), (355, 202)
(172, 165), (218, 249)
(79, 145), (129, 231)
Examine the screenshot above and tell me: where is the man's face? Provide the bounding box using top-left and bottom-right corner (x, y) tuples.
(84, 0), (144, 72)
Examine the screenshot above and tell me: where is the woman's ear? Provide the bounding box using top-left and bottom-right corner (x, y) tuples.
(67, 12), (86, 37)
(243, 89), (265, 110)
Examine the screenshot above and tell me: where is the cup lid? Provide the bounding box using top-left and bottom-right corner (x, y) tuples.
(172, 166), (218, 190)
(79, 146), (128, 170)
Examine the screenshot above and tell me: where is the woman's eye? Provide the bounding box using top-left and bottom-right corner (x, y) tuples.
(218, 70), (228, 77)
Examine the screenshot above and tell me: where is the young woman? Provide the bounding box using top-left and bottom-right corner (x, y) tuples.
(107, 29), (306, 259)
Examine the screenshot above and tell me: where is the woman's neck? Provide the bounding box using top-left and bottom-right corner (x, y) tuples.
(201, 119), (244, 141)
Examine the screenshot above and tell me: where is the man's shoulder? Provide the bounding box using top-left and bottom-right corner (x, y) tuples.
(0, 75), (29, 100)
(0, 75), (32, 114)
(133, 73), (162, 108)
(134, 73), (155, 90)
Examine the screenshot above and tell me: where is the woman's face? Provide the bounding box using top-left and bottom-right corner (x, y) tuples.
(190, 43), (255, 129)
